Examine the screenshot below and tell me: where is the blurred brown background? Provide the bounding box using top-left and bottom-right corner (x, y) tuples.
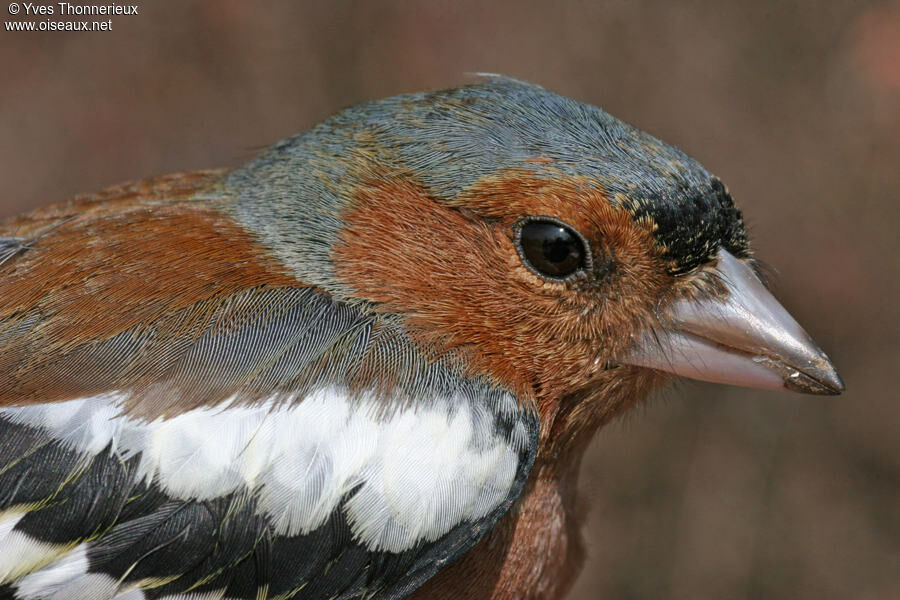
(2, 1), (898, 598)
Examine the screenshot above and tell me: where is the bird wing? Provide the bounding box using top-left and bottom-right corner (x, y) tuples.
(0, 175), (539, 600)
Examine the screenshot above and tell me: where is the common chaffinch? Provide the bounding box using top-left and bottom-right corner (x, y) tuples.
(0, 76), (842, 600)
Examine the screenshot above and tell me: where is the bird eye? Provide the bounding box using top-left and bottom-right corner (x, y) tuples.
(516, 218), (588, 280)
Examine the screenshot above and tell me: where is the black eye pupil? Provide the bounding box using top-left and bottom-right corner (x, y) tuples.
(543, 234), (572, 263)
(518, 220), (586, 279)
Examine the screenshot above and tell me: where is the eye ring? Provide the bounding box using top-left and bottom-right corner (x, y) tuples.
(514, 216), (592, 282)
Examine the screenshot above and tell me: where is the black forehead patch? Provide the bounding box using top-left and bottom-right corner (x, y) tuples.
(623, 178), (749, 275)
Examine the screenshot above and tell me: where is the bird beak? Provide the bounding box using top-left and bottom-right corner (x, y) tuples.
(623, 249), (845, 395)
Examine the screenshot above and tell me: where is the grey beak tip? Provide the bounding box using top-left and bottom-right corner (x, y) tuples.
(826, 369), (846, 396)
(782, 358), (845, 396)
(815, 367), (846, 396)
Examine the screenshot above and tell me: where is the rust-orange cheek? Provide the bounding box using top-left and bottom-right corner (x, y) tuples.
(332, 172), (673, 406)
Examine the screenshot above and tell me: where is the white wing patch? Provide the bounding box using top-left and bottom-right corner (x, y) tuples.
(4, 535), (148, 600)
(345, 401), (520, 551)
(155, 592), (226, 600)
(0, 387), (525, 554)
(14, 541), (146, 600)
(14, 544), (90, 600)
(0, 512), (24, 545)
(0, 527), (71, 586)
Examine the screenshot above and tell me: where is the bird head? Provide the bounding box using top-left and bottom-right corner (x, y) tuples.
(226, 76), (843, 454)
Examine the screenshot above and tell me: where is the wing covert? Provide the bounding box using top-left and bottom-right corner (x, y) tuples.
(0, 284), (538, 600)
